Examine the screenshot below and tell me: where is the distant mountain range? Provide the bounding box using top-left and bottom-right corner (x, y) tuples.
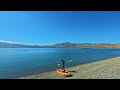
(53, 42), (120, 48)
(0, 42), (32, 48)
(0, 41), (51, 48)
(0, 41), (120, 48)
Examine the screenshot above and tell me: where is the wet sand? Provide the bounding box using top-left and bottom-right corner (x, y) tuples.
(19, 56), (120, 79)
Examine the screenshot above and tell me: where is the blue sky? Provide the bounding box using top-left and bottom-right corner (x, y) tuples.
(0, 11), (120, 45)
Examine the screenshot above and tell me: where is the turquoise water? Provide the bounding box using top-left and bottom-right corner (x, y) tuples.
(0, 48), (120, 79)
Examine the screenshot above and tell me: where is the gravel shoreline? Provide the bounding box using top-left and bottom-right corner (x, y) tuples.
(19, 56), (120, 79)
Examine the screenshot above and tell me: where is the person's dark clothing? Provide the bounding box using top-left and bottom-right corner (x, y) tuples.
(61, 59), (65, 70)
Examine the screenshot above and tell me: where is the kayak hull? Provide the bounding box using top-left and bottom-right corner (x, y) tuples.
(56, 69), (71, 77)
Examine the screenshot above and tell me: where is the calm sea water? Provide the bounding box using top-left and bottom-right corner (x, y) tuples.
(0, 48), (120, 79)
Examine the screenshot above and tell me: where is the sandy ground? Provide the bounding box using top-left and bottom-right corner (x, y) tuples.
(18, 56), (120, 79)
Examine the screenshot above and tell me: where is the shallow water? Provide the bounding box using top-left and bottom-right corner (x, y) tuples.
(0, 48), (120, 79)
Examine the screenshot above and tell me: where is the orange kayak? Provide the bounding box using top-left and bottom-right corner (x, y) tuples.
(56, 69), (71, 77)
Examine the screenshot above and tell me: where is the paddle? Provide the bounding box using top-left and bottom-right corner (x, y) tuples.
(57, 60), (72, 67)
(57, 64), (61, 66)
(68, 60), (72, 62)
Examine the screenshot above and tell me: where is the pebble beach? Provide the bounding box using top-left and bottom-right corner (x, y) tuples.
(19, 56), (120, 79)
